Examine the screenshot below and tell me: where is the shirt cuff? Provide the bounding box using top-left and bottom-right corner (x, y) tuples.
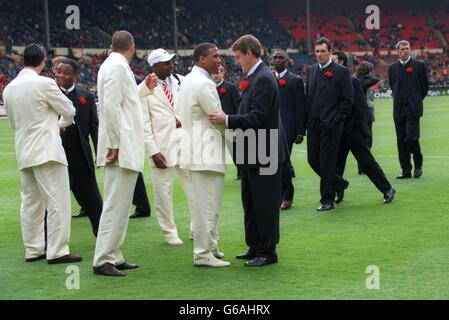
(225, 115), (229, 128)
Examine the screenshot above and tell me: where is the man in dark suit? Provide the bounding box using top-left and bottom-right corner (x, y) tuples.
(388, 40), (429, 179)
(331, 52), (396, 204)
(55, 59), (102, 236)
(305, 37), (354, 211)
(212, 65), (241, 180)
(209, 34), (289, 267)
(272, 49), (306, 210)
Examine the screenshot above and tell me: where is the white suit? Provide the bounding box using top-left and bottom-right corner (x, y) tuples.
(3, 68), (76, 260)
(177, 66), (227, 265)
(93, 52), (156, 267)
(138, 74), (195, 243)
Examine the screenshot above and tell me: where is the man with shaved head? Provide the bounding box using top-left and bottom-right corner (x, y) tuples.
(93, 31), (160, 276)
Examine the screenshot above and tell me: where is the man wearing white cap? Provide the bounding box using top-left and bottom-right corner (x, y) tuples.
(137, 48), (195, 246)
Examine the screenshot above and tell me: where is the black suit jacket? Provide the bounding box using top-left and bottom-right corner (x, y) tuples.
(277, 71), (306, 145)
(228, 62), (289, 168)
(305, 61), (354, 127)
(217, 80), (239, 115)
(61, 85), (98, 172)
(346, 76), (371, 137)
(388, 58), (429, 119)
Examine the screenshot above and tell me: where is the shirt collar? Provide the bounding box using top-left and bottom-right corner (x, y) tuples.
(19, 68), (38, 76)
(216, 79), (224, 87)
(247, 59), (263, 77)
(192, 65), (212, 80)
(60, 84), (75, 94)
(400, 56), (411, 65)
(110, 51), (130, 65)
(319, 58), (332, 70)
(275, 69), (288, 79)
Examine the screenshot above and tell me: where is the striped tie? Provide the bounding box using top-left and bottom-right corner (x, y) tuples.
(162, 80), (181, 128)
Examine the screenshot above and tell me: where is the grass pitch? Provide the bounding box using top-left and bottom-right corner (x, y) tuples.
(0, 96), (448, 300)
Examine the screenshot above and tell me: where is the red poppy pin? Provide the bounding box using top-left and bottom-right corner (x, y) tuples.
(278, 79), (287, 87)
(79, 96), (87, 105)
(406, 67), (414, 74)
(323, 71), (334, 78)
(239, 80), (250, 91)
(219, 87), (227, 95)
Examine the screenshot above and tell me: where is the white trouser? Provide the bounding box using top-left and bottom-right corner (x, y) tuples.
(19, 161), (71, 260)
(151, 166), (195, 241)
(190, 171), (224, 263)
(93, 166), (138, 267)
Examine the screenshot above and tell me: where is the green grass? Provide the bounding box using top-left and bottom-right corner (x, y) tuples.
(0, 97), (448, 300)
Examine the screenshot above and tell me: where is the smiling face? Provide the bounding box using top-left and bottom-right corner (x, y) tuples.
(315, 43), (331, 66)
(55, 63), (75, 89)
(199, 46), (221, 75)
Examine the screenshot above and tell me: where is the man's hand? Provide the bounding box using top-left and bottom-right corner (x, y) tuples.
(294, 135), (304, 144)
(145, 73), (159, 90)
(152, 152), (168, 169)
(105, 149), (119, 165)
(208, 111), (227, 125)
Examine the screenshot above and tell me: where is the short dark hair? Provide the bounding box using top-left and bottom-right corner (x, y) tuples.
(333, 51), (348, 67)
(23, 43), (46, 67)
(314, 37), (333, 51)
(60, 58), (80, 74)
(111, 30), (134, 52)
(232, 35), (262, 58)
(356, 61), (374, 77)
(193, 43), (217, 62)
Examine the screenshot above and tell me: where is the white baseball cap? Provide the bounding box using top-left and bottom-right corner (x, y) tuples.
(147, 48), (176, 67)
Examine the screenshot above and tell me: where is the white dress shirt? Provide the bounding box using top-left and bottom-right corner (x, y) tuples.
(319, 58), (333, 70)
(275, 69), (288, 79)
(400, 56), (411, 65)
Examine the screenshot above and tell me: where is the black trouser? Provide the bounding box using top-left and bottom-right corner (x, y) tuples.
(307, 119), (344, 205)
(132, 172), (151, 216)
(394, 104), (422, 173)
(358, 121), (373, 173)
(281, 143), (295, 202)
(241, 166), (281, 259)
(66, 152), (103, 237)
(337, 124), (392, 195)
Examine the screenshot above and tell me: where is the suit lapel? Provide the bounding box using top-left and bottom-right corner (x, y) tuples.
(154, 85), (176, 115)
(308, 65), (318, 96)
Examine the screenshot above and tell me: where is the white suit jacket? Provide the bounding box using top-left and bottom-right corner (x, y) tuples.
(3, 68), (75, 170)
(177, 66), (227, 174)
(138, 74), (184, 167)
(96, 52), (158, 172)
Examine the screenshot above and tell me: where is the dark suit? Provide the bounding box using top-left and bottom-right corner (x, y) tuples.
(277, 70), (306, 202)
(305, 61), (354, 205)
(60, 85), (102, 236)
(388, 58), (429, 173)
(227, 62), (288, 259)
(217, 80), (241, 179)
(336, 76), (392, 195)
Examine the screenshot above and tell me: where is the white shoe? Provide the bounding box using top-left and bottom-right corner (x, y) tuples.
(194, 256), (230, 268)
(212, 250), (225, 259)
(166, 237), (183, 246)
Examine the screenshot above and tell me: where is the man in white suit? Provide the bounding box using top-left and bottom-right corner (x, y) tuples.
(138, 48), (195, 246)
(93, 31), (161, 277)
(3, 43), (82, 264)
(178, 43), (229, 267)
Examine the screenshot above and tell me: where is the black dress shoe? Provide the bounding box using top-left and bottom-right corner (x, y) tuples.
(245, 256), (278, 267)
(73, 208), (87, 218)
(116, 262), (139, 270)
(414, 167), (423, 178)
(48, 254), (82, 264)
(384, 188), (396, 204)
(130, 211), (151, 219)
(93, 263), (125, 277)
(335, 180), (349, 204)
(235, 252), (256, 260)
(396, 172), (412, 179)
(26, 254), (46, 262)
(317, 204), (334, 212)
